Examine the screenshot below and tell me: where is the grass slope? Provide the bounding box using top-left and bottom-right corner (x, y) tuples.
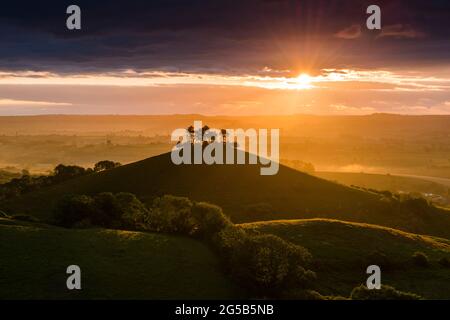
(0, 218), (240, 299)
(241, 219), (450, 299)
(2, 152), (450, 238)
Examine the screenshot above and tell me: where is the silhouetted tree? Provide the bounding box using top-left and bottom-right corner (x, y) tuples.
(221, 129), (227, 143)
(94, 160), (121, 172)
(54, 164), (86, 180)
(187, 125), (195, 144)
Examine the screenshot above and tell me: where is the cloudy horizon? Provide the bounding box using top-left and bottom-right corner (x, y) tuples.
(0, 0), (449, 115)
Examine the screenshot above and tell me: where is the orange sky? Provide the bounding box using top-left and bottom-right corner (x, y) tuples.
(0, 1), (449, 115)
(0, 67), (449, 115)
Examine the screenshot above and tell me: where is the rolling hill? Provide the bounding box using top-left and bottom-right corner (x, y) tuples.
(2, 151), (450, 239)
(2, 216), (449, 299)
(241, 219), (450, 299)
(0, 217), (240, 299)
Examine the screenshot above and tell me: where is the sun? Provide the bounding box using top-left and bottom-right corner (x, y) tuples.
(291, 73), (314, 89)
(269, 73), (315, 90)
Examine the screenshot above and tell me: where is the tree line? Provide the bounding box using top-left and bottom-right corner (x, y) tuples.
(0, 160), (121, 200)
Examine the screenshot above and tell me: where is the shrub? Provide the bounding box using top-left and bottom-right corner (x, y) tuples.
(438, 257), (450, 268)
(228, 233), (314, 296)
(92, 192), (122, 227)
(146, 195), (194, 234)
(411, 251), (429, 267)
(54, 194), (96, 227)
(54, 192), (149, 229)
(146, 198), (232, 237)
(350, 284), (421, 300)
(94, 192), (149, 228)
(115, 192), (149, 229)
(213, 225), (248, 254)
(212, 225), (251, 272)
(191, 202), (232, 237)
(212, 226), (316, 297)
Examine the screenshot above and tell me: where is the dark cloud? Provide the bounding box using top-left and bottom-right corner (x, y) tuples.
(0, 0), (449, 73)
(378, 24), (426, 39)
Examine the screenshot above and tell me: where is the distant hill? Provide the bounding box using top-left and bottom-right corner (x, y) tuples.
(315, 171), (450, 207)
(0, 217), (240, 299)
(241, 219), (450, 299)
(316, 171), (450, 193)
(2, 151), (450, 238)
(0, 114), (449, 138)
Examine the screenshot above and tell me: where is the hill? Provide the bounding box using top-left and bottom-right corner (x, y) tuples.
(241, 219), (450, 299)
(2, 151), (450, 239)
(0, 217), (240, 299)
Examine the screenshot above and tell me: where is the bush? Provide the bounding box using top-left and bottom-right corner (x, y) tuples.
(411, 251), (429, 267)
(247, 234), (314, 291)
(115, 192), (149, 229)
(93, 192), (148, 228)
(91, 192), (122, 227)
(222, 232), (314, 297)
(145, 197), (232, 237)
(438, 257), (450, 268)
(212, 226), (316, 297)
(191, 202), (232, 237)
(54, 194), (96, 227)
(54, 192), (149, 229)
(146, 195), (194, 234)
(213, 226), (248, 254)
(350, 284), (421, 300)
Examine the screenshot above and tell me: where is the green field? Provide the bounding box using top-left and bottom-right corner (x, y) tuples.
(241, 219), (450, 299)
(2, 216), (449, 299)
(0, 217), (240, 299)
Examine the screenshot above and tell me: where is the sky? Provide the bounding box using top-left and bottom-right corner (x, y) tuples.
(0, 0), (449, 115)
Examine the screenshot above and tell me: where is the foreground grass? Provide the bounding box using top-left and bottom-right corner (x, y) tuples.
(241, 218), (450, 299)
(0, 218), (240, 299)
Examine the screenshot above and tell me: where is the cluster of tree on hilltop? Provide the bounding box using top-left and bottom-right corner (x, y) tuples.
(180, 125), (232, 146)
